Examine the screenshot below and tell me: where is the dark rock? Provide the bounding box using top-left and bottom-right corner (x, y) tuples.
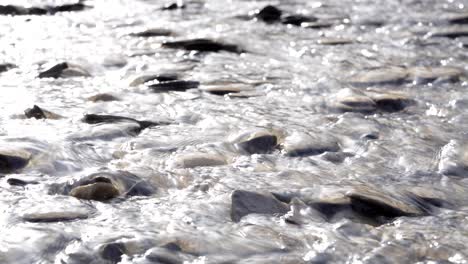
(366, 91), (416, 113)
(69, 182), (120, 201)
(63, 171), (155, 201)
(162, 2), (186, 10)
(38, 62), (90, 79)
(231, 190), (289, 222)
(430, 28), (468, 39)
(48, 3), (87, 14)
(320, 152), (354, 163)
(446, 13), (468, 25)
(7, 178), (38, 186)
(235, 132), (278, 154)
(281, 15), (317, 26)
(38, 62), (68, 78)
(22, 211), (88, 222)
(24, 105), (62, 119)
(0, 153), (29, 173)
(162, 39), (243, 53)
(317, 37), (354, 45)
(302, 21), (334, 29)
(255, 5), (282, 23)
(87, 93), (120, 102)
(146, 248), (184, 264)
(130, 28), (173, 37)
(199, 83), (252, 95)
(0, 63), (15, 73)
(82, 114), (165, 133)
(148, 80), (200, 92)
(309, 202), (350, 220)
(347, 189), (427, 221)
(100, 242), (126, 263)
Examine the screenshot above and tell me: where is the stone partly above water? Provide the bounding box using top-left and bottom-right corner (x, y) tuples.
(87, 93), (120, 102)
(199, 83), (252, 96)
(24, 105), (62, 119)
(231, 190), (290, 222)
(254, 5), (282, 23)
(233, 130), (279, 154)
(64, 171), (155, 201)
(162, 39), (243, 53)
(7, 178), (38, 186)
(430, 27), (468, 39)
(0, 152), (29, 174)
(171, 153), (228, 168)
(0, 63), (15, 73)
(82, 114), (166, 134)
(130, 73), (179, 87)
(0, 3), (89, 16)
(129, 28), (173, 37)
(331, 88), (415, 113)
(38, 62), (91, 79)
(22, 211), (88, 223)
(281, 132), (340, 157)
(148, 80), (200, 92)
(349, 67), (408, 86)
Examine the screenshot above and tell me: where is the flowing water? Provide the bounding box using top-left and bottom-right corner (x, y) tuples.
(1, 0), (468, 263)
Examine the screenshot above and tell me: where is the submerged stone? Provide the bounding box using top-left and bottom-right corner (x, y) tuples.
(172, 153), (228, 168)
(0, 3), (89, 16)
(99, 242), (126, 263)
(367, 91), (416, 112)
(162, 39), (243, 53)
(199, 83), (251, 96)
(231, 190), (289, 222)
(317, 37), (354, 45)
(407, 66), (463, 84)
(430, 28), (468, 39)
(7, 178), (38, 186)
(87, 93), (120, 102)
(162, 2), (186, 10)
(332, 88), (376, 113)
(69, 182), (120, 201)
(82, 114), (164, 131)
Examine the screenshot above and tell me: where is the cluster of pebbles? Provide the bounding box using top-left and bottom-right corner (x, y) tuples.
(1, 0), (468, 263)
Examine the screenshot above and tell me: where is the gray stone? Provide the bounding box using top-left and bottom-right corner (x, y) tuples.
(282, 132), (340, 157)
(24, 105), (62, 119)
(407, 66), (463, 84)
(234, 131), (279, 154)
(331, 88), (376, 113)
(438, 140), (468, 176)
(130, 28), (173, 37)
(69, 182), (120, 201)
(0, 152), (29, 173)
(317, 37), (354, 45)
(87, 93), (120, 102)
(231, 190), (289, 222)
(162, 39), (243, 53)
(172, 153), (228, 168)
(349, 67), (408, 86)
(22, 211), (88, 223)
(38, 62), (90, 79)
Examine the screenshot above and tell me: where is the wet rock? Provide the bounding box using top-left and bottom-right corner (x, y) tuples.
(162, 39), (243, 53)
(22, 211), (88, 223)
(0, 152), (29, 173)
(130, 73), (179, 86)
(64, 171), (155, 201)
(302, 21), (334, 29)
(0, 63), (15, 73)
(82, 114), (165, 134)
(7, 178), (38, 186)
(24, 105), (62, 119)
(430, 28), (468, 39)
(38, 62), (90, 79)
(348, 67), (408, 87)
(48, 3), (87, 14)
(231, 190), (289, 222)
(438, 140), (468, 176)
(255, 5), (282, 23)
(145, 247), (186, 264)
(331, 88), (376, 113)
(446, 12), (468, 25)
(320, 151), (354, 163)
(407, 66), (463, 84)
(199, 83), (251, 95)
(69, 181), (120, 201)
(347, 188), (428, 222)
(234, 131), (279, 154)
(87, 93), (120, 102)
(148, 80), (200, 92)
(281, 132), (340, 157)
(281, 15), (317, 26)
(100, 242), (126, 263)
(130, 28), (173, 37)
(172, 153), (227, 168)
(0, 2), (89, 16)
(162, 2), (186, 10)
(367, 91), (416, 112)
(317, 37), (354, 45)
(0, 5), (47, 15)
